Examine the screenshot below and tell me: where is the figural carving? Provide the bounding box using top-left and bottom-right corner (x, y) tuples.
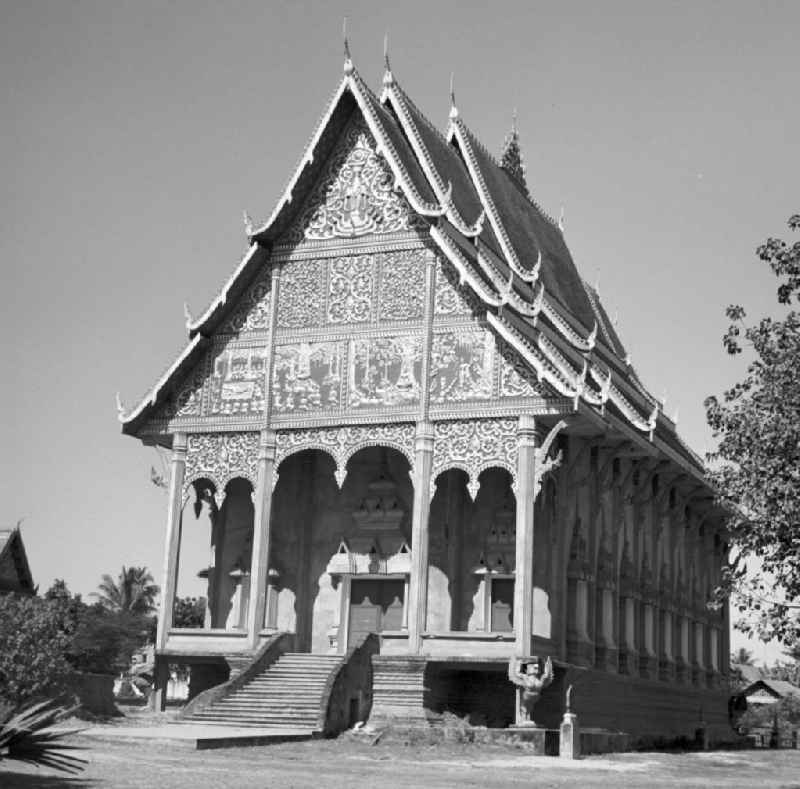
(286, 115), (425, 242)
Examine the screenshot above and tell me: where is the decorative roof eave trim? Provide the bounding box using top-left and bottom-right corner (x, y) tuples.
(251, 71), (443, 244)
(252, 77), (350, 238)
(429, 223), (503, 307)
(448, 118), (539, 285)
(474, 239), (600, 354)
(475, 246), (544, 320)
(587, 363), (654, 434)
(347, 72), (442, 218)
(120, 334), (206, 426)
(486, 312), (581, 399)
(187, 243), (260, 335)
(381, 83), (484, 236)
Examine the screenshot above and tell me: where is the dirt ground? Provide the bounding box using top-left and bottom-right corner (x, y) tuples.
(3, 734), (800, 789)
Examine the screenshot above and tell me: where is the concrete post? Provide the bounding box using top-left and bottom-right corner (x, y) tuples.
(246, 429), (277, 649)
(560, 712), (581, 759)
(514, 415), (537, 659)
(155, 432), (188, 650)
(407, 420), (434, 653)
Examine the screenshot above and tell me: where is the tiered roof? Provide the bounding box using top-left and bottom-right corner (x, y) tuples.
(120, 52), (704, 480)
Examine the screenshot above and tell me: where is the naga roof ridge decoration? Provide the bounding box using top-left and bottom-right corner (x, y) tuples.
(381, 78), (488, 239)
(453, 113), (560, 231)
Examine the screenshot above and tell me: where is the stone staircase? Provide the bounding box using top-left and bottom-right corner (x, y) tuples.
(183, 653), (343, 730)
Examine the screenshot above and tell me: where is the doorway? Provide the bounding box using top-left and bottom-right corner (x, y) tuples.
(348, 578), (405, 648)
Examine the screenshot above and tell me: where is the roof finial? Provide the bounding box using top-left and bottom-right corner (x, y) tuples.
(382, 32), (394, 87)
(343, 17), (354, 75)
(115, 392), (126, 422)
(500, 110), (529, 197)
(449, 72), (459, 120)
(243, 210), (255, 236)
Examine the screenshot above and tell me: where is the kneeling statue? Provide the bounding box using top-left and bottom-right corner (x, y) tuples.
(508, 655), (553, 726)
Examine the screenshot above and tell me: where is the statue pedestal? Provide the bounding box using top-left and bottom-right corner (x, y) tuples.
(559, 712), (580, 759)
(507, 725), (548, 755)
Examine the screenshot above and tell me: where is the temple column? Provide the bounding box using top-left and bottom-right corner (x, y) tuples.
(246, 429), (277, 649)
(156, 432), (188, 649)
(407, 420), (434, 653)
(514, 415), (537, 658)
(153, 431), (187, 712)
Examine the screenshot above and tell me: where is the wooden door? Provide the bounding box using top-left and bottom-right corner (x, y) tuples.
(490, 577), (514, 632)
(348, 578), (405, 648)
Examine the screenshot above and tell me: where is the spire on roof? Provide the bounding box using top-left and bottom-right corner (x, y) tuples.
(343, 17), (354, 75)
(383, 33), (394, 87)
(499, 110), (530, 197)
(449, 72), (458, 120)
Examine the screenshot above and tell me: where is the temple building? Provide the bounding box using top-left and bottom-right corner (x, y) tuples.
(120, 47), (731, 743)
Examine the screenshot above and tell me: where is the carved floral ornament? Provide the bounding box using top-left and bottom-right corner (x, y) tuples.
(182, 432), (260, 498)
(431, 418), (518, 500)
(273, 423), (416, 490)
(285, 115), (425, 243)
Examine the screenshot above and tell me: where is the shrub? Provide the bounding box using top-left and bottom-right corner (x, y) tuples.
(0, 594), (72, 704)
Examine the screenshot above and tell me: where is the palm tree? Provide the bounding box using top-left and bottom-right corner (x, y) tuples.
(732, 647), (754, 666)
(93, 566), (159, 615)
(0, 700), (86, 773)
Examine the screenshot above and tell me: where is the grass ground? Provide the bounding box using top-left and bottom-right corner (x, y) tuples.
(2, 732), (800, 788)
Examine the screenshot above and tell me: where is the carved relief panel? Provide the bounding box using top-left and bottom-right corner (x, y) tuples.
(272, 341), (345, 413)
(497, 338), (543, 398)
(284, 115), (425, 244)
(274, 423), (415, 488)
(183, 431), (260, 495)
(434, 258), (481, 317)
(276, 259), (324, 329)
(221, 268), (272, 335)
(430, 328), (494, 404)
(207, 346), (267, 416)
(348, 335), (422, 410)
(432, 418), (518, 499)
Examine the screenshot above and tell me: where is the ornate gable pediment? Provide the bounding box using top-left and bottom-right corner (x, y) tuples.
(282, 115), (425, 245)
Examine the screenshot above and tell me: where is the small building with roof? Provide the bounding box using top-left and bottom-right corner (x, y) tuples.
(119, 42), (732, 743)
(0, 525), (35, 595)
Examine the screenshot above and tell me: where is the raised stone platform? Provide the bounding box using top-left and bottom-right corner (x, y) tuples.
(67, 723), (314, 750)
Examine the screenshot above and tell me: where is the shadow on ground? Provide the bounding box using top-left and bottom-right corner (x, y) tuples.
(0, 770), (97, 788)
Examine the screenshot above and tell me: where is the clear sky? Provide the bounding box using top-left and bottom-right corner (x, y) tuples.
(2, 1), (797, 664)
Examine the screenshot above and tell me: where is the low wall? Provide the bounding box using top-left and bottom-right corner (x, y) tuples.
(68, 672), (120, 717)
(321, 633), (379, 736)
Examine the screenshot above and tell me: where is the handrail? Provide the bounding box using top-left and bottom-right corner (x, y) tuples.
(318, 632), (380, 736)
(179, 631), (295, 719)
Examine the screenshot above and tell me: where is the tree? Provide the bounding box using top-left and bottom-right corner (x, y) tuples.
(705, 212), (800, 646)
(732, 647), (755, 666)
(173, 596), (206, 629)
(93, 566), (159, 616)
(0, 594), (72, 705)
(67, 606), (151, 675)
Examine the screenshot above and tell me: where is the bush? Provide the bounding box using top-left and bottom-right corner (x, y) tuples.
(0, 594), (72, 705)
(68, 606), (153, 675)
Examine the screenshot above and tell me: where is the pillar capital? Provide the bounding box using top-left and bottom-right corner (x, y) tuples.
(172, 431), (188, 455)
(415, 420), (435, 450)
(517, 414), (538, 441)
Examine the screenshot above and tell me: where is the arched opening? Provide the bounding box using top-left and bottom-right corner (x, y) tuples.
(270, 445), (412, 653)
(172, 476), (254, 630)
